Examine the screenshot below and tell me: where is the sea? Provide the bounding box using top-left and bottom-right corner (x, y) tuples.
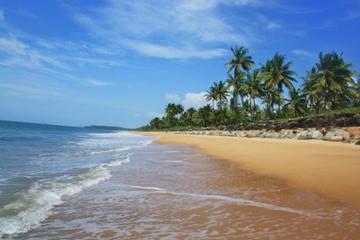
(0, 120), (152, 238)
(0, 120), (359, 239)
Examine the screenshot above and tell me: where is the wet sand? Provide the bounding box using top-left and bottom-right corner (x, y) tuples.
(22, 142), (360, 239)
(145, 132), (360, 208)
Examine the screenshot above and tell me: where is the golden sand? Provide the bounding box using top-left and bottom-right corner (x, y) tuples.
(143, 132), (360, 208)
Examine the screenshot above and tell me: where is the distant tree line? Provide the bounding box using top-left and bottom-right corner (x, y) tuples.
(146, 47), (359, 130)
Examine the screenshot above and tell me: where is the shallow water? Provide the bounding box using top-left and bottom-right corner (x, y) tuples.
(0, 121), (152, 238)
(9, 142), (360, 239)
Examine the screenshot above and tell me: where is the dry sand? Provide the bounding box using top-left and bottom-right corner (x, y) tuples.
(143, 132), (360, 208)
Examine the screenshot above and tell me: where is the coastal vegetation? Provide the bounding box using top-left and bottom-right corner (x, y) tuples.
(144, 47), (359, 130)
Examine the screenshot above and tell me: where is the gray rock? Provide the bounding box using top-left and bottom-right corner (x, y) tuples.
(310, 129), (324, 140)
(324, 128), (351, 142)
(297, 130), (312, 140)
(330, 136), (344, 142)
(246, 130), (261, 138)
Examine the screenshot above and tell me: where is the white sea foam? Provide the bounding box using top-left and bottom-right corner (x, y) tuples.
(0, 155), (131, 237)
(88, 146), (133, 155)
(124, 184), (319, 218)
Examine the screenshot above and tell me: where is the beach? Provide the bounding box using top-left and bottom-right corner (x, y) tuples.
(145, 132), (360, 208)
(21, 133), (360, 239)
(1, 123), (360, 239)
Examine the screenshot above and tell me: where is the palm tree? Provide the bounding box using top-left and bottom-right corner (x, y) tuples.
(226, 72), (247, 109)
(198, 104), (212, 126)
(305, 52), (356, 110)
(261, 53), (297, 115)
(149, 117), (163, 129)
(181, 108), (197, 126)
(227, 46), (254, 108)
(303, 67), (322, 114)
(165, 103), (184, 126)
(215, 81), (229, 110)
(284, 88), (308, 117)
(205, 81), (228, 110)
(205, 85), (217, 109)
(245, 69), (264, 115)
(227, 46), (254, 75)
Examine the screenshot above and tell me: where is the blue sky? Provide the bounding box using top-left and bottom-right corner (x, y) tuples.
(0, 0), (359, 128)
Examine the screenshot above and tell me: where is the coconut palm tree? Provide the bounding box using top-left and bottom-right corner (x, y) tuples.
(305, 52), (356, 110)
(227, 47), (254, 108)
(226, 72), (247, 109)
(227, 46), (254, 75)
(181, 108), (197, 126)
(198, 104), (212, 126)
(245, 69), (264, 115)
(261, 53), (297, 114)
(165, 103), (184, 126)
(215, 81), (229, 110)
(149, 117), (163, 129)
(284, 88), (308, 117)
(206, 81), (228, 110)
(303, 67), (322, 114)
(205, 85), (218, 109)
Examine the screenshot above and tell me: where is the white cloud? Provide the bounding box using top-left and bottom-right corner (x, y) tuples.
(256, 13), (281, 30)
(0, 82), (64, 99)
(86, 79), (111, 87)
(182, 91), (208, 109)
(124, 40), (226, 59)
(0, 36), (70, 70)
(165, 93), (181, 102)
(292, 49), (315, 58)
(69, 0), (275, 60)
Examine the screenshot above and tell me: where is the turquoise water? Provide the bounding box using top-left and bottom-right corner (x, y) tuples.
(0, 120), (153, 237)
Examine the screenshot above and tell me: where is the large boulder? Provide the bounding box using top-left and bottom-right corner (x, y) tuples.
(324, 128), (351, 142)
(310, 129), (324, 140)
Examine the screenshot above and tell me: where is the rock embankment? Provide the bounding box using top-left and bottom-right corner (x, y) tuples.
(165, 113), (360, 144)
(222, 112), (360, 131)
(168, 127), (360, 145)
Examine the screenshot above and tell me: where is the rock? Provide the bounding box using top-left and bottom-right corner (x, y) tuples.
(246, 130), (261, 138)
(355, 140), (360, 145)
(297, 130), (312, 140)
(310, 129), (324, 140)
(324, 128), (351, 142)
(287, 121), (299, 129)
(302, 119), (315, 128)
(330, 136), (344, 142)
(345, 127), (360, 137)
(263, 130), (281, 139)
(319, 127), (327, 135)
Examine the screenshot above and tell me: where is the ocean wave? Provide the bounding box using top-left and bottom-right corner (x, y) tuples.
(0, 155), (130, 237)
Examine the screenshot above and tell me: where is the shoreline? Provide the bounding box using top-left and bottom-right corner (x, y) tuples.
(141, 131), (360, 208)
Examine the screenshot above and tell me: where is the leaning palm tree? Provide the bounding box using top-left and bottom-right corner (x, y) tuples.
(306, 52), (356, 110)
(261, 53), (297, 114)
